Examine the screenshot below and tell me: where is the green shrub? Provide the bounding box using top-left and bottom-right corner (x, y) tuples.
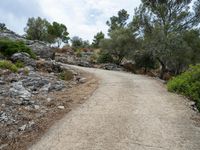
(15, 60), (25, 68)
(167, 64), (200, 111)
(0, 39), (36, 58)
(59, 70), (74, 81)
(0, 60), (18, 72)
(97, 51), (113, 63)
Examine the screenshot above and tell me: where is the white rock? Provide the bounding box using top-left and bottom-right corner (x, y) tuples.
(47, 98), (52, 102)
(79, 78), (87, 83)
(34, 105), (40, 110)
(19, 124), (27, 131)
(9, 81), (31, 100)
(58, 106), (65, 109)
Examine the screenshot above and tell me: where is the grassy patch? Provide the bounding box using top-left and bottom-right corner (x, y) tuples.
(0, 60), (18, 72)
(167, 64), (200, 111)
(15, 60), (25, 68)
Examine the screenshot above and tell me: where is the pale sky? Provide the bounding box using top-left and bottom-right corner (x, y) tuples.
(0, 0), (141, 42)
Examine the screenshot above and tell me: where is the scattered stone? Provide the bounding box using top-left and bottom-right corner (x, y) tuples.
(47, 98), (52, 102)
(49, 81), (65, 91)
(18, 124), (27, 131)
(100, 63), (123, 71)
(24, 106), (32, 111)
(0, 80), (5, 85)
(34, 105), (40, 110)
(79, 78), (87, 84)
(0, 112), (8, 122)
(0, 144), (8, 150)
(58, 106), (65, 110)
(27, 121), (35, 128)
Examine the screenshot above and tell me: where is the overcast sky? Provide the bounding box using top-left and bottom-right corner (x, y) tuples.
(0, 0), (141, 42)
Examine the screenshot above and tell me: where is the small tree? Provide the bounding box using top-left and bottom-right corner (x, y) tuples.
(92, 31), (105, 48)
(106, 9), (129, 33)
(100, 28), (137, 65)
(24, 17), (50, 42)
(134, 50), (157, 73)
(131, 0), (200, 78)
(47, 22), (70, 47)
(71, 36), (83, 50)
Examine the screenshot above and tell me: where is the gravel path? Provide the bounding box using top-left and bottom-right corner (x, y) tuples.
(29, 66), (200, 150)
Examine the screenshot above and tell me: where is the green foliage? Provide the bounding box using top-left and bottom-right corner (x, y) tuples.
(97, 51), (114, 63)
(134, 50), (157, 72)
(47, 22), (70, 47)
(100, 28), (137, 64)
(25, 17), (50, 41)
(71, 36), (90, 50)
(90, 53), (98, 63)
(59, 70), (74, 81)
(0, 60), (18, 72)
(25, 18), (69, 46)
(71, 36), (83, 50)
(92, 31), (105, 48)
(15, 60), (25, 68)
(167, 64), (200, 110)
(106, 9), (129, 33)
(183, 30), (200, 64)
(130, 0), (200, 78)
(0, 39), (36, 58)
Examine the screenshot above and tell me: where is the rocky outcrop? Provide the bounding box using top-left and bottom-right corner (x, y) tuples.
(36, 59), (62, 73)
(55, 49), (93, 68)
(27, 41), (55, 59)
(0, 29), (55, 59)
(99, 63), (124, 71)
(11, 52), (36, 68)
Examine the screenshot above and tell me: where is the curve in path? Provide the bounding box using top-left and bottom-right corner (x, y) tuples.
(30, 66), (200, 150)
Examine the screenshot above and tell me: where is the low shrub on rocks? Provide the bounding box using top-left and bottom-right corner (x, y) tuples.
(0, 39), (36, 58)
(59, 70), (74, 81)
(15, 60), (25, 68)
(167, 64), (200, 111)
(0, 60), (18, 72)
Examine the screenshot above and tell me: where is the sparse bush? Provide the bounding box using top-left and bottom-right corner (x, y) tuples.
(90, 53), (98, 63)
(59, 70), (74, 81)
(97, 51), (113, 63)
(0, 60), (18, 72)
(24, 68), (30, 75)
(15, 60), (25, 68)
(75, 49), (82, 57)
(0, 39), (36, 58)
(167, 64), (200, 110)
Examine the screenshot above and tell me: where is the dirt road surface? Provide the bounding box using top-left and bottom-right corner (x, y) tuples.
(29, 66), (200, 150)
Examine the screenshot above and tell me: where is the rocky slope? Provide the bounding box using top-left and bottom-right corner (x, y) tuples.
(0, 29), (98, 149)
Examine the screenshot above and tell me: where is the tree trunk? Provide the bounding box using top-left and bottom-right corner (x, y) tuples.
(157, 57), (166, 79)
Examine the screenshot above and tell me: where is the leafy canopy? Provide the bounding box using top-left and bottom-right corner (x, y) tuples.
(92, 31), (105, 48)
